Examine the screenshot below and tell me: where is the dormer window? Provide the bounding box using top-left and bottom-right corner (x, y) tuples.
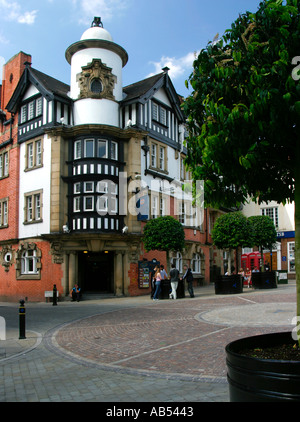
(91, 78), (103, 94)
(20, 97), (43, 124)
(152, 102), (167, 126)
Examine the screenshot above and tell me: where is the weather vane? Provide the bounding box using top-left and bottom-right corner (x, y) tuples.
(91, 17), (103, 28)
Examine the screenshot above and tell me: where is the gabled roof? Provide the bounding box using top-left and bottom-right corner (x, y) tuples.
(123, 73), (164, 103)
(6, 66), (71, 113)
(122, 70), (185, 123)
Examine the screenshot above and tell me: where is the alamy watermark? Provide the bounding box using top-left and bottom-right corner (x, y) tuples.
(94, 172), (204, 222)
(292, 56), (300, 81)
(291, 317), (300, 342)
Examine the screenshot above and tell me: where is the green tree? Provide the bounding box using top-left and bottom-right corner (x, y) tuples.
(248, 215), (277, 271)
(143, 216), (185, 269)
(183, 0), (300, 339)
(212, 212), (251, 275)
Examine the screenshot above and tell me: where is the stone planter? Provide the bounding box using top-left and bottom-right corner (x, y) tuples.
(251, 271), (277, 289)
(214, 274), (243, 295)
(226, 332), (300, 402)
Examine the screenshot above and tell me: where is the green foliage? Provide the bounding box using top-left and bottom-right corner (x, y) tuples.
(183, 0), (300, 208)
(143, 216), (185, 253)
(183, 0), (300, 341)
(212, 212), (251, 250)
(248, 215), (277, 249)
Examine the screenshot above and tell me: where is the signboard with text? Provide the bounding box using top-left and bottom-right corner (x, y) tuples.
(138, 259), (159, 289)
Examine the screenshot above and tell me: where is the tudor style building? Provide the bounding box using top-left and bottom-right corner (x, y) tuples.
(0, 18), (220, 301)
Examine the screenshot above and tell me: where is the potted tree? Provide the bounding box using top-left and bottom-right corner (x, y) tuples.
(248, 215), (278, 289)
(183, 0), (300, 401)
(212, 211), (250, 294)
(143, 216), (185, 299)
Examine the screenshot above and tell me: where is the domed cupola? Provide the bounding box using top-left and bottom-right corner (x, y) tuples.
(65, 17), (128, 126)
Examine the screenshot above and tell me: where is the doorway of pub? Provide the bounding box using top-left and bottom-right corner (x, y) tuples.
(78, 251), (114, 294)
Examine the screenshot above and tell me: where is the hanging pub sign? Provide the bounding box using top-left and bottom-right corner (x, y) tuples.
(138, 259), (159, 289)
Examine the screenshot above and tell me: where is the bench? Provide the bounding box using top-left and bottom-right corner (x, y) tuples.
(45, 290), (59, 303)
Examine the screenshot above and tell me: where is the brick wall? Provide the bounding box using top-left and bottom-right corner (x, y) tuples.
(0, 52), (31, 121)
(0, 240), (63, 302)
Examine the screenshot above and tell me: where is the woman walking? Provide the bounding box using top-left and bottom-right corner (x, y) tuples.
(153, 266), (162, 301)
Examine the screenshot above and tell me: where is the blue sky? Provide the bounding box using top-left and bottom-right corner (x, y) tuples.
(0, 0), (262, 97)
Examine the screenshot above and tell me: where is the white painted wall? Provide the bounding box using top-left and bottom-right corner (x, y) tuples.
(242, 200), (295, 231)
(73, 98), (119, 126)
(23, 85), (39, 100)
(153, 88), (171, 106)
(19, 134), (51, 238)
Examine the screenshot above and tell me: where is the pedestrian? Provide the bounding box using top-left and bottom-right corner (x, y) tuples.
(238, 267), (245, 282)
(160, 265), (168, 280)
(169, 264), (179, 299)
(150, 266), (157, 299)
(244, 267), (252, 288)
(182, 265), (194, 298)
(152, 266), (162, 301)
(70, 284), (81, 302)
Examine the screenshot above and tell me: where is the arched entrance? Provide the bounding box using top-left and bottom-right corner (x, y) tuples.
(78, 251), (114, 293)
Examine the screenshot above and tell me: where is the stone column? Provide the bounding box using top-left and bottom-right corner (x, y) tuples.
(69, 252), (76, 290)
(115, 252), (123, 296)
(63, 253), (69, 296)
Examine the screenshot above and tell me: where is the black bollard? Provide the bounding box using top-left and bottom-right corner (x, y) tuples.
(53, 284), (57, 306)
(19, 299), (26, 339)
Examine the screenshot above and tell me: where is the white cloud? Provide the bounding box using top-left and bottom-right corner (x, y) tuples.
(148, 51), (199, 81)
(17, 10), (38, 25)
(0, 0), (37, 25)
(70, 0), (129, 25)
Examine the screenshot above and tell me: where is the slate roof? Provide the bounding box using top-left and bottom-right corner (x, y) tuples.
(6, 65), (71, 113)
(123, 73), (164, 102)
(122, 71), (185, 122)
(29, 68), (70, 100)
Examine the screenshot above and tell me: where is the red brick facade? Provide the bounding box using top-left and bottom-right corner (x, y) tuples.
(0, 240), (63, 302)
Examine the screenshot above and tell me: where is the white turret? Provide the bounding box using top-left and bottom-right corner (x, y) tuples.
(65, 17), (128, 127)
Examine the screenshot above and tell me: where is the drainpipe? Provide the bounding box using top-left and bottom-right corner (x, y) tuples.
(10, 113), (14, 142)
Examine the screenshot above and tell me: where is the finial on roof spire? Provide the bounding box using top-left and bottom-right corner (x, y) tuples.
(91, 17), (103, 28)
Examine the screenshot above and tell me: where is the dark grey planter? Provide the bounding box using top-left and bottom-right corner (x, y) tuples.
(226, 332), (300, 402)
(251, 271), (277, 289)
(215, 274), (243, 294)
(159, 279), (185, 299)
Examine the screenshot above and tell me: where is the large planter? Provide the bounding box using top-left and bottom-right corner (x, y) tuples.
(226, 332), (300, 402)
(215, 274), (243, 295)
(176, 280), (185, 299)
(160, 280), (185, 299)
(252, 271), (277, 289)
(160, 280), (171, 299)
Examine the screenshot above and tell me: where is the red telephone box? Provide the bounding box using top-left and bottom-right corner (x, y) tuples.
(241, 252), (265, 271)
(241, 254), (248, 271)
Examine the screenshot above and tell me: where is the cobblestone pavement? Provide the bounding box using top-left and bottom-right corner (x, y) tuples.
(0, 282), (296, 403)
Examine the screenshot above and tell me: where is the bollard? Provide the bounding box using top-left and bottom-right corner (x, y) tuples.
(53, 284), (57, 306)
(19, 299), (26, 339)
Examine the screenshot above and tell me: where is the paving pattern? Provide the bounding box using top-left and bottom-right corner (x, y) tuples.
(51, 289), (295, 382)
(0, 282), (296, 402)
